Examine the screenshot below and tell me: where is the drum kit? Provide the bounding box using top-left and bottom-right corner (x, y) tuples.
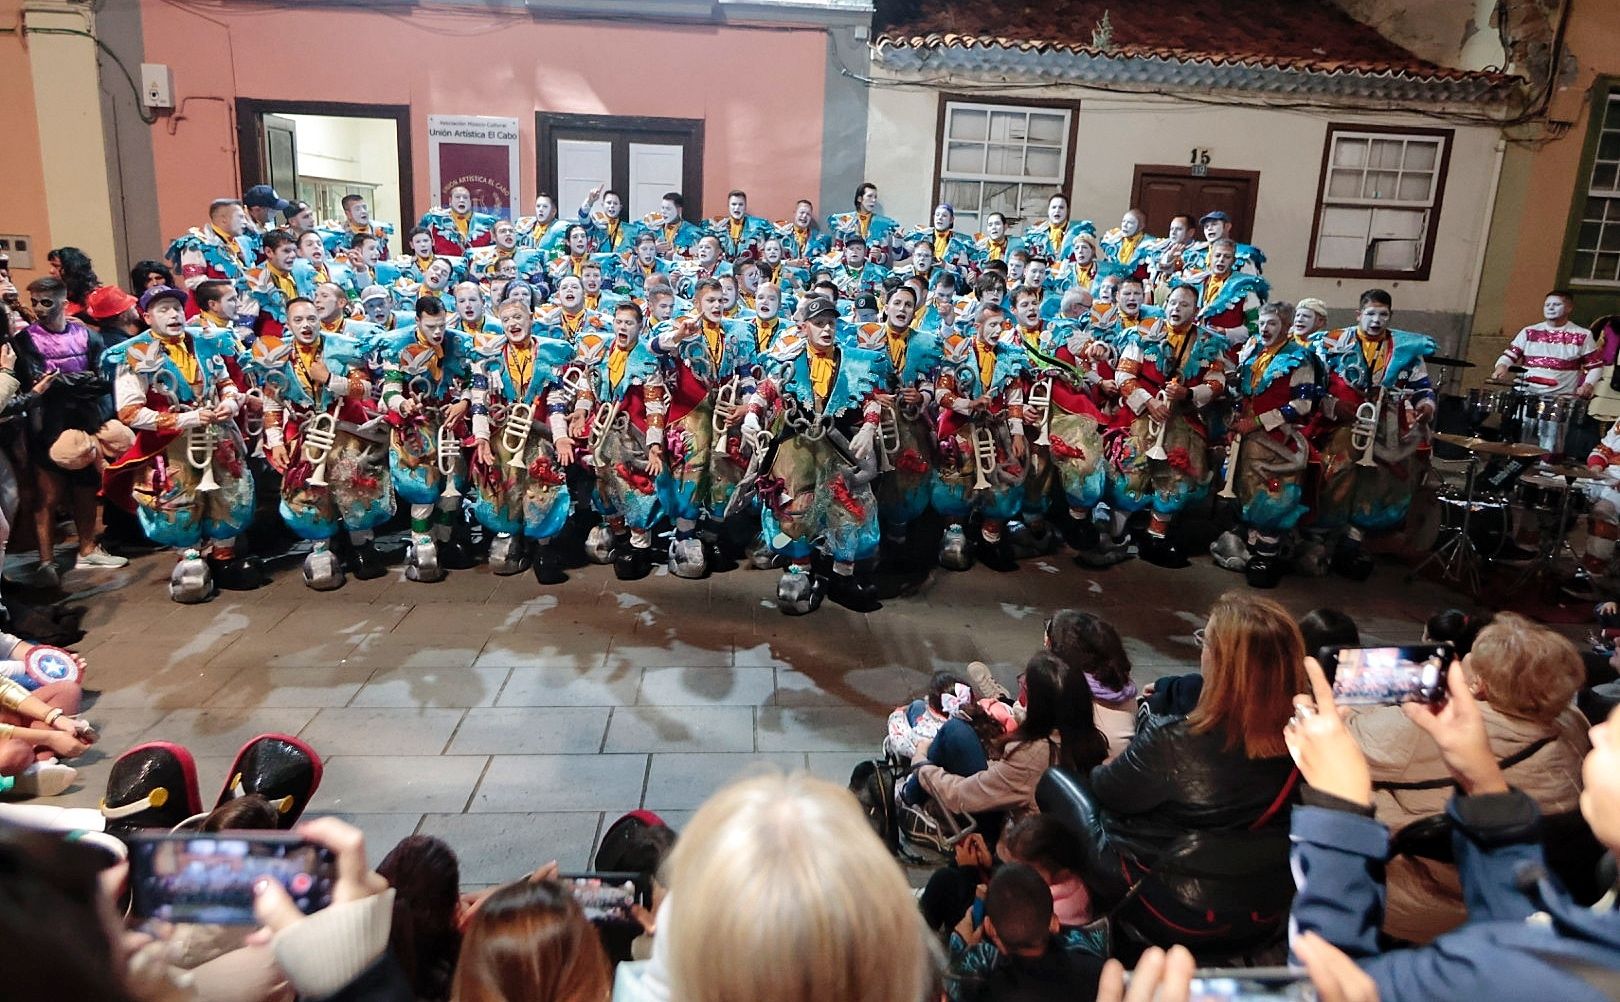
(1411, 359), (1602, 595)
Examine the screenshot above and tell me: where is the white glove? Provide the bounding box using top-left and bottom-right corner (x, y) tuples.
(741, 411), (762, 443)
(851, 423), (876, 461)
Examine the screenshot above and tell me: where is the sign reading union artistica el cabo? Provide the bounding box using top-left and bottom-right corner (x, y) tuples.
(427, 115), (522, 221)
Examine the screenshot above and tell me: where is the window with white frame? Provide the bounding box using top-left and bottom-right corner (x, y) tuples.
(1309, 126), (1452, 278)
(937, 101), (1073, 231)
(1571, 92), (1620, 287)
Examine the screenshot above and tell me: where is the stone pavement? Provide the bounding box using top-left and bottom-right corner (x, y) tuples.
(50, 549), (1474, 886)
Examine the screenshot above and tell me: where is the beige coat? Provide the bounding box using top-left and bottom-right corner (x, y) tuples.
(1347, 702), (1590, 942)
(916, 732), (1058, 831)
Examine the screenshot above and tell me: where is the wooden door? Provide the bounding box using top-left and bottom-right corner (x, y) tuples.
(537, 113), (703, 217)
(263, 114), (300, 203)
(1130, 166), (1261, 242)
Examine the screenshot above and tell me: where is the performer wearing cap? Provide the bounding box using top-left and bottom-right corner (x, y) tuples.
(1307, 288), (1436, 580)
(931, 303), (1030, 572)
(167, 198), (255, 286)
(1021, 193), (1094, 267)
(467, 298), (579, 584)
(254, 296), (391, 589)
(1182, 210), (1265, 275)
(707, 190), (773, 261)
(242, 184), (294, 245)
(420, 186), (496, 257)
(573, 301), (667, 580)
(1109, 283), (1230, 568)
(102, 286), (258, 601)
(776, 199), (832, 264)
(827, 182), (902, 261)
(1492, 290), (1600, 399)
(379, 296), (474, 583)
(903, 204), (976, 275)
(738, 295), (886, 613)
(1293, 297), (1331, 346)
(1209, 300), (1316, 588)
(828, 238), (888, 299)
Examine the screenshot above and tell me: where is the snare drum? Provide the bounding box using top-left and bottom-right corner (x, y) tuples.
(1433, 487), (1512, 559)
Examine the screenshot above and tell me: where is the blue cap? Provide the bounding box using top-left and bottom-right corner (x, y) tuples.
(138, 284), (188, 313)
(244, 184), (292, 213)
(1199, 210), (1232, 226)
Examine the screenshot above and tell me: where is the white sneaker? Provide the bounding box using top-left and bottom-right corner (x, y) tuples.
(10, 761), (77, 798)
(77, 546), (129, 569)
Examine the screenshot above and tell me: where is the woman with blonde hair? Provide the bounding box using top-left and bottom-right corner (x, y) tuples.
(452, 878), (611, 1002)
(627, 772), (936, 1002)
(1349, 611), (1589, 942)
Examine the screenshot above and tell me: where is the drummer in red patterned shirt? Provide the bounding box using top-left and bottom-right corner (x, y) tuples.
(1492, 290), (1600, 400)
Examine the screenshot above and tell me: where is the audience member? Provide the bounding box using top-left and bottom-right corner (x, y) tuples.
(378, 835), (463, 1002)
(1424, 607), (1490, 658)
(1044, 610), (1136, 759)
(1298, 607), (1361, 663)
(887, 670), (973, 762)
(130, 259), (175, 292)
(451, 877), (611, 1002)
(950, 864), (1108, 1002)
(1348, 611), (1589, 941)
(48, 246), (100, 315)
(84, 284), (143, 343)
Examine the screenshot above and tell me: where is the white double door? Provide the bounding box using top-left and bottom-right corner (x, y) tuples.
(556, 139), (683, 220)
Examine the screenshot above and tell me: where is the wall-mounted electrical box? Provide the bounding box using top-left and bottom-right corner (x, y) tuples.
(140, 63), (173, 110)
(0, 235), (35, 271)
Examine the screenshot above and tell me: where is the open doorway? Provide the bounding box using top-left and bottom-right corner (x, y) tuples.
(236, 99), (414, 235)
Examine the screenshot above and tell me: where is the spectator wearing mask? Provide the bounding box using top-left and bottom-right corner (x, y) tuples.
(950, 864), (1107, 1002)
(1286, 653), (1620, 1002)
(20, 277), (126, 588)
(1347, 612), (1589, 942)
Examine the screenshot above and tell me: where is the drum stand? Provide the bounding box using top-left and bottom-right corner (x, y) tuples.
(1407, 451), (1484, 595)
(1513, 469), (1587, 592)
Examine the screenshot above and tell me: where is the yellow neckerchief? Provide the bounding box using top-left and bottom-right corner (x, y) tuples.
(808, 344), (837, 403)
(293, 338), (323, 397)
(751, 317), (778, 354)
(464, 315), (486, 335)
(311, 264), (330, 286)
(856, 211), (872, 239)
(792, 225), (810, 251)
(211, 224), (244, 265)
(985, 238), (1005, 261)
(200, 311), (230, 331)
(975, 338), (997, 393)
(740, 291), (756, 311)
(1358, 331), (1392, 381)
(1117, 232), (1143, 262)
(886, 325), (909, 371)
(569, 255), (587, 277)
(1073, 263), (1095, 288)
(348, 220), (369, 236)
(506, 339), (533, 393)
(729, 217), (745, 242)
(1165, 322), (1195, 380)
(560, 309), (586, 341)
(1250, 338), (1284, 393)
(584, 292), (600, 311)
(157, 331), (200, 388)
(1048, 222), (1066, 251)
(607, 342), (630, 389)
(414, 332), (445, 382)
(1203, 272), (1229, 307)
(1020, 323), (1043, 353)
(414, 255), (435, 274)
(637, 258), (657, 278)
(452, 212), (470, 239)
(268, 264), (298, 302)
(702, 318), (725, 363)
(934, 229), (951, 260)
(605, 219), (621, 247)
(662, 222), (680, 243)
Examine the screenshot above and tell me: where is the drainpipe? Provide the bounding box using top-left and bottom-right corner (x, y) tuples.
(1460, 136), (1508, 388)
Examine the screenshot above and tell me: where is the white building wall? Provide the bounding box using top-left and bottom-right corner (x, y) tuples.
(863, 82), (1502, 329)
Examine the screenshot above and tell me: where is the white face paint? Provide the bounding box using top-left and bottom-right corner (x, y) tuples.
(794, 203), (813, 227)
(1291, 306), (1319, 336)
(697, 239), (719, 267)
(1117, 283), (1143, 314)
(728, 195), (747, 221)
(147, 299), (187, 337)
(1544, 295), (1572, 324)
(558, 278), (583, 309)
(806, 317), (837, 350)
(569, 229), (590, 256)
(637, 239), (657, 263)
(287, 304), (320, 344)
(1258, 311), (1284, 345)
(582, 269), (603, 294)
(501, 306), (531, 341)
(933, 205), (953, 231)
(1210, 245), (1234, 275)
(886, 292), (916, 330)
(1359, 302), (1391, 336)
(425, 261), (452, 290)
(650, 294), (675, 321)
(660, 198), (680, 224)
(362, 298), (390, 324)
(763, 241), (783, 265)
(1047, 197), (1068, 226)
(449, 187), (472, 214)
(858, 187), (879, 213)
(411, 232), (433, 258)
(984, 216), (1005, 240)
(314, 284), (344, 321)
(1016, 295), (1040, 327)
(755, 286), (781, 319)
(454, 284), (484, 322)
(603, 193), (622, 217)
(349, 200), (371, 225)
(534, 196), (555, 222)
(1166, 289), (1197, 327)
(1074, 242), (1094, 265)
(494, 223), (516, 249)
(1121, 212), (1143, 237)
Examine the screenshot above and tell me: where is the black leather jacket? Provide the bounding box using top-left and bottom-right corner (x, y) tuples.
(1087, 713), (1296, 864)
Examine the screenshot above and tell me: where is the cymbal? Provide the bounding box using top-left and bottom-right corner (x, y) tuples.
(1537, 462), (1607, 482)
(1427, 354), (1475, 369)
(1432, 433), (1545, 457)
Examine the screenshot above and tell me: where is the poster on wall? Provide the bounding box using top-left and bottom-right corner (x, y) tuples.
(427, 115), (521, 220)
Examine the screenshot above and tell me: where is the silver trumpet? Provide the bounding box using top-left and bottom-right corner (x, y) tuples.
(503, 401), (535, 469)
(1146, 387), (1174, 462)
(711, 376), (740, 455)
(436, 421), (463, 500)
(187, 384), (223, 493)
(877, 399), (901, 473)
(1025, 376), (1053, 447)
(302, 409), (339, 488)
(588, 397), (626, 455)
(1353, 387), (1383, 468)
(971, 421), (997, 490)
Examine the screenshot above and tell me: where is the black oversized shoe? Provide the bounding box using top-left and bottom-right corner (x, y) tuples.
(532, 543), (569, 585)
(1062, 517), (1100, 553)
(1245, 555), (1283, 589)
(976, 537), (1019, 573)
(438, 539), (477, 571)
(1331, 538), (1374, 581)
(613, 545), (653, 581)
(349, 540), (389, 581)
(1138, 533), (1190, 569)
(211, 556), (263, 591)
(827, 569), (880, 613)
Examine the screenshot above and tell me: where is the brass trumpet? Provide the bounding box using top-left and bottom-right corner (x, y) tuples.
(437, 421), (463, 500)
(302, 410), (339, 488)
(1146, 387), (1173, 462)
(1025, 376), (1053, 447)
(502, 401), (534, 469)
(1353, 388), (1383, 468)
(970, 422), (997, 490)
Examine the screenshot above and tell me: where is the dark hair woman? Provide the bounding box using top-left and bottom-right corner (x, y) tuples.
(1046, 609), (1137, 759)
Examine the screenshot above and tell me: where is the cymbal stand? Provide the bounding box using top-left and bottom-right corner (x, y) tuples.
(1407, 450), (1483, 596)
(1513, 469), (1584, 591)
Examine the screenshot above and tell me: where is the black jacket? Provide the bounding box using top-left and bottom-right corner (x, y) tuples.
(1087, 714), (1295, 864)
(970, 939), (1106, 1002)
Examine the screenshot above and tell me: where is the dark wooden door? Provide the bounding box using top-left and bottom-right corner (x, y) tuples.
(1131, 166), (1261, 242)
(263, 115), (300, 203)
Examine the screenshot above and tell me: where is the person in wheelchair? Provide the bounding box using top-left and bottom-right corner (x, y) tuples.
(1038, 592), (1304, 955)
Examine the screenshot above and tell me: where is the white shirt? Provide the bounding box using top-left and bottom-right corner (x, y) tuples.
(1497, 321), (1599, 396)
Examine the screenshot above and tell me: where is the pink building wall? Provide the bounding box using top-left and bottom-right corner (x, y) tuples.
(138, 1), (829, 241)
(0, 0), (55, 283)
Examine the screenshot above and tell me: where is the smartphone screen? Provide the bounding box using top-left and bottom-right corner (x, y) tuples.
(558, 871), (649, 924)
(1324, 644), (1452, 706)
(1186, 967), (1317, 1000)
(128, 833), (336, 925)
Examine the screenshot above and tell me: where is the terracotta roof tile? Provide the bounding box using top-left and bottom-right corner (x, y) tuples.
(875, 0), (1509, 83)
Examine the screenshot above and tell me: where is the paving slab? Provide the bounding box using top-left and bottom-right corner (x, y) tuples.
(470, 755), (647, 813)
(417, 811), (602, 883)
(642, 752), (807, 809)
(311, 755), (488, 814)
(447, 707), (614, 756)
(603, 706), (755, 753)
(299, 707), (468, 757)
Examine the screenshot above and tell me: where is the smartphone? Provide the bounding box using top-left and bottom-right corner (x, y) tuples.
(1320, 644), (1453, 706)
(557, 871), (650, 924)
(1186, 967), (1317, 1000)
(127, 832), (337, 925)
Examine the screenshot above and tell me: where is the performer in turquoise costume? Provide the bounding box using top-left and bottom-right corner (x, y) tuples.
(1307, 288), (1435, 579)
(468, 298), (579, 584)
(863, 286), (942, 561)
(775, 199), (832, 263)
(707, 190), (774, 261)
(645, 192), (705, 259)
(102, 286), (258, 603)
(515, 194), (571, 254)
(1209, 300), (1316, 589)
(1097, 209), (1157, 284)
(319, 194), (393, 259)
(739, 296), (886, 614)
(903, 203), (977, 274)
(167, 198), (254, 286)
(972, 212), (1022, 268)
(577, 185), (643, 255)
(244, 230), (317, 335)
(828, 238), (889, 299)
(1108, 283), (1229, 569)
(1186, 238), (1270, 348)
(826, 182), (902, 262)
(930, 304), (1030, 573)
(420, 185), (496, 257)
(253, 297), (392, 590)
(379, 297), (474, 583)
(1021, 193), (1094, 266)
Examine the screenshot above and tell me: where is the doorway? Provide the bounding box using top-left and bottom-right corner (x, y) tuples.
(237, 100), (414, 235)
(536, 113), (703, 222)
(1130, 165), (1260, 242)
